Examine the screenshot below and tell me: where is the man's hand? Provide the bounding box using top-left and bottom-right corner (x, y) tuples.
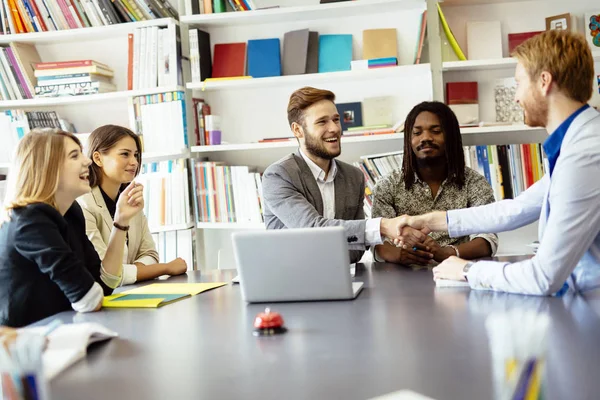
(432, 256), (469, 282)
(391, 212), (449, 247)
(416, 237), (457, 263)
(166, 258), (188, 276)
(381, 217), (430, 246)
(398, 246), (435, 266)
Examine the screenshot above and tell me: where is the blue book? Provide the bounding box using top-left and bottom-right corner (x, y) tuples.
(247, 38), (282, 78)
(318, 34), (353, 73)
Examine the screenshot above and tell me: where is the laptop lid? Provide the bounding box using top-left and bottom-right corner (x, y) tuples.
(232, 226), (356, 302)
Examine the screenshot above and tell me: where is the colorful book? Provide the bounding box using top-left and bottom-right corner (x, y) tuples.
(212, 42), (246, 78)
(247, 38), (281, 78)
(318, 34), (352, 73)
(362, 28), (397, 60)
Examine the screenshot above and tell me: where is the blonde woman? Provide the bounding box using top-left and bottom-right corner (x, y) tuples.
(0, 129), (144, 327)
(77, 125), (187, 285)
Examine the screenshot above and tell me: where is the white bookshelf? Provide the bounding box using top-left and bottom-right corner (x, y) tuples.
(0, 86), (185, 109)
(443, 58), (517, 71)
(0, 19), (178, 45)
(443, 54), (600, 72)
(143, 149), (191, 163)
(181, 0), (424, 27)
(187, 64), (430, 91)
(461, 125), (544, 135)
(191, 133), (403, 154)
(150, 222), (195, 234)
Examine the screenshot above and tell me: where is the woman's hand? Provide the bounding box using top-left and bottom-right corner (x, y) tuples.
(115, 181), (144, 226)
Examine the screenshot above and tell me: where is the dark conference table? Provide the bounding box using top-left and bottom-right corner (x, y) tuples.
(45, 261), (600, 400)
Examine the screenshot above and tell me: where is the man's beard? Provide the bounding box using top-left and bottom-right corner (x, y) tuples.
(304, 129), (341, 160)
(416, 153), (445, 168)
(523, 90), (549, 128)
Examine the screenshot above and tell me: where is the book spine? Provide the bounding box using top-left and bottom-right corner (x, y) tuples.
(55, 0), (78, 28)
(6, 0), (25, 33)
(23, 0), (45, 31)
(0, 49), (24, 99)
(46, 0), (70, 29)
(65, 0), (83, 27)
(4, 47), (32, 98)
(80, 0), (100, 25)
(71, 0), (91, 26)
(15, 0), (35, 32)
(32, 0), (56, 30)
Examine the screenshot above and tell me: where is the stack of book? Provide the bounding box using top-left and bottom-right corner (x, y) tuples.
(0, 0), (178, 34)
(350, 57), (398, 71)
(34, 60), (116, 98)
(191, 160), (264, 224)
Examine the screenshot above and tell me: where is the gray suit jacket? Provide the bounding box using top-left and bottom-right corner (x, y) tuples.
(262, 150), (367, 263)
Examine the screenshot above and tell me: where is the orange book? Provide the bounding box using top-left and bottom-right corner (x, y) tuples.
(203, 0), (212, 13)
(160, 176), (166, 225)
(15, 0), (34, 32)
(127, 34), (134, 90)
(7, 0), (25, 33)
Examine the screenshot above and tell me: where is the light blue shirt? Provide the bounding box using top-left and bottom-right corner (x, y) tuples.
(447, 106), (600, 295)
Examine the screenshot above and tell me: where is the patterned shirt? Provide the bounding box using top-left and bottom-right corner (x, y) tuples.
(372, 167), (498, 255)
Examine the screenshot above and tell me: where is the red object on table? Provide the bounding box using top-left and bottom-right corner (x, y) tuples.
(253, 308), (287, 335)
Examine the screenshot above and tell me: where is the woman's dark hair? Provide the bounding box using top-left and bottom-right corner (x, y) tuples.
(87, 124), (143, 188)
(401, 101), (465, 190)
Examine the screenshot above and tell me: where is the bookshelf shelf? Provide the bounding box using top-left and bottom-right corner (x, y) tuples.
(0, 86), (185, 109)
(443, 58), (517, 72)
(0, 18), (178, 45)
(196, 222), (265, 230)
(143, 149), (190, 163)
(149, 222), (195, 234)
(191, 133), (404, 154)
(461, 125), (545, 135)
(187, 64), (430, 91)
(444, 54), (600, 72)
(181, 0), (424, 27)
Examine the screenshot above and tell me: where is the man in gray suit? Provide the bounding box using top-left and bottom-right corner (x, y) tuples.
(262, 86), (424, 263)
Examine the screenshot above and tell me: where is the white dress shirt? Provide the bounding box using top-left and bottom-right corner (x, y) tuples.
(300, 150), (382, 246)
(448, 106), (600, 295)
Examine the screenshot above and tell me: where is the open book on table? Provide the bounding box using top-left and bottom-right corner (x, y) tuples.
(22, 322), (118, 380)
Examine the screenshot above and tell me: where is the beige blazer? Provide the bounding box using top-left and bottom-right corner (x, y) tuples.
(77, 186), (159, 285)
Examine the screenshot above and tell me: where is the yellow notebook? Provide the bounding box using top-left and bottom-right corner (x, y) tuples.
(102, 283), (227, 308)
(125, 282), (227, 296)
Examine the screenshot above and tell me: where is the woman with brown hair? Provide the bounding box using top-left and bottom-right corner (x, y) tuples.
(77, 124), (187, 286)
(0, 128), (144, 327)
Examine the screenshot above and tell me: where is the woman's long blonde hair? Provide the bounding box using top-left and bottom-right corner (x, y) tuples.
(1, 128), (81, 222)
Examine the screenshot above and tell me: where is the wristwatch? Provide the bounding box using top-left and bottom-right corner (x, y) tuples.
(462, 261), (474, 279)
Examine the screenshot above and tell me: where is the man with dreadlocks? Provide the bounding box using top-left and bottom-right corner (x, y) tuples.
(371, 101), (498, 266)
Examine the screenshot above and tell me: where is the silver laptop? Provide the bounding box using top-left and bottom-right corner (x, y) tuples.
(232, 226), (364, 303)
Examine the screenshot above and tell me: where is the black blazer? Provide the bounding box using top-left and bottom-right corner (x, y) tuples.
(0, 202), (114, 327)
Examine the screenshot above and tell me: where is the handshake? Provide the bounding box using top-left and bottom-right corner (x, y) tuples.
(378, 211), (456, 266)
(380, 212), (447, 247)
